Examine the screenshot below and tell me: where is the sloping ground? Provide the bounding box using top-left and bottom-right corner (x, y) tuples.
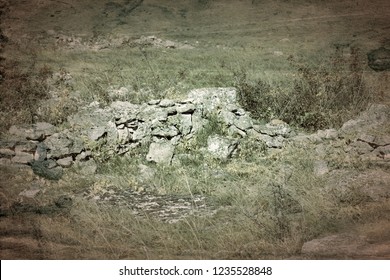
(0, 0), (390, 259)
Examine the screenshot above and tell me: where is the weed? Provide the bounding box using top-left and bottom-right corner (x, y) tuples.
(235, 47), (372, 131)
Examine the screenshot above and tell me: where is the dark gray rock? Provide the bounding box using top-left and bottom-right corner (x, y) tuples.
(367, 47), (390, 71)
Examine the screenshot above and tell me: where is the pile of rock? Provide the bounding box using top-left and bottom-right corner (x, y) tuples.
(0, 88), (296, 178)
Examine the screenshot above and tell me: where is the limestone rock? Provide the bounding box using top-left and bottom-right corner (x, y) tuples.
(74, 159), (97, 175)
(12, 151), (34, 164)
(57, 156), (73, 167)
(187, 87), (237, 115)
(207, 135), (238, 160)
(146, 142), (175, 164)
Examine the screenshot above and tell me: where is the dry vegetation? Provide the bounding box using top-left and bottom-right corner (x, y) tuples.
(0, 0), (390, 259)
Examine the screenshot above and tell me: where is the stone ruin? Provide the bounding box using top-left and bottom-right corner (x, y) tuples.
(0, 88), (294, 178)
(1, 87), (389, 181)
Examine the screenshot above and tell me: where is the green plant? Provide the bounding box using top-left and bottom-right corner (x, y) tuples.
(234, 47), (372, 131)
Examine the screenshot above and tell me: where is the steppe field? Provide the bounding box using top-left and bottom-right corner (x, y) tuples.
(0, 0), (389, 259)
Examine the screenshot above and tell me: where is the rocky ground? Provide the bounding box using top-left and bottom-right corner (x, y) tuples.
(0, 0), (389, 259)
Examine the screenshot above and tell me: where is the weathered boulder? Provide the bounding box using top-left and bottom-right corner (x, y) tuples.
(207, 135), (238, 160)
(146, 142), (175, 164)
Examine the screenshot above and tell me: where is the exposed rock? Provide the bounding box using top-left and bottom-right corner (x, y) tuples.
(74, 159), (97, 175)
(367, 47), (390, 71)
(8, 122), (55, 141)
(207, 135), (238, 160)
(30, 160), (63, 180)
(187, 87), (237, 115)
(146, 142), (175, 164)
(56, 156), (73, 168)
(88, 126), (107, 141)
(11, 151), (34, 164)
(317, 129), (338, 140)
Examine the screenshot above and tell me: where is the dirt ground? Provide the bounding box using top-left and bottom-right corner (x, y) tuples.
(1, 0), (389, 259)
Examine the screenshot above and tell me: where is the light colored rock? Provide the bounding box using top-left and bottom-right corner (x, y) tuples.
(176, 103), (196, 114)
(74, 159), (97, 175)
(187, 87), (237, 115)
(11, 151), (34, 164)
(88, 127), (107, 141)
(146, 142), (175, 164)
(207, 135), (238, 160)
(350, 140), (375, 154)
(117, 127), (130, 144)
(0, 148), (15, 157)
(234, 114), (253, 131)
(219, 109), (236, 126)
(57, 156), (73, 167)
(15, 142), (37, 153)
(159, 99), (175, 107)
(152, 126), (179, 138)
(317, 129), (338, 140)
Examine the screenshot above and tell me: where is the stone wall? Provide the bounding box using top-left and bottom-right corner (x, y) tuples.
(1, 87), (389, 180)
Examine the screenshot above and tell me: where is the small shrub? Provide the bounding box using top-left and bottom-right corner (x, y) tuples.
(235, 47), (372, 131)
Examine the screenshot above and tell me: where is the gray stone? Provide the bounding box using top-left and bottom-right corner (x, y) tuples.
(148, 99), (160, 105)
(137, 105), (168, 122)
(75, 151), (92, 161)
(57, 156), (73, 167)
(374, 135), (390, 146)
(219, 109), (236, 126)
(187, 87), (237, 115)
(44, 133), (73, 158)
(146, 142), (175, 164)
(12, 151), (34, 164)
(176, 103), (196, 114)
(256, 120), (291, 137)
(74, 159), (97, 175)
(132, 122), (151, 142)
(152, 126), (179, 138)
(350, 141), (375, 154)
(117, 127), (130, 144)
(357, 134), (376, 144)
(15, 142), (37, 153)
(228, 125), (246, 138)
(233, 115), (253, 131)
(30, 160), (63, 180)
(159, 99), (175, 107)
(372, 145), (390, 159)
(44, 133), (84, 158)
(207, 135), (239, 160)
(88, 127), (107, 141)
(317, 129), (338, 140)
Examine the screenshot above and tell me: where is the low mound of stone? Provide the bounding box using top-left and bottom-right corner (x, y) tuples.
(1, 88), (389, 181)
